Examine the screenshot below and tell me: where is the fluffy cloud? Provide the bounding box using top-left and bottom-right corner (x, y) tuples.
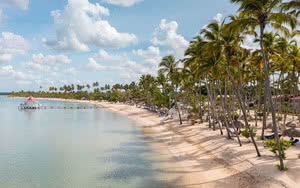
(101, 0), (143, 7)
(0, 65), (34, 81)
(44, 0), (137, 53)
(24, 53), (71, 72)
(133, 46), (162, 67)
(87, 49), (159, 80)
(95, 49), (128, 62)
(122, 60), (152, 75)
(25, 62), (51, 72)
(0, 0), (29, 10)
(0, 32), (30, 63)
(241, 35), (260, 50)
(133, 46), (160, 59)
(151, 19), (189, 58)
(31, 53), (71, 66)
(87, 58), (106, 71)
(214, 13), (223, 22)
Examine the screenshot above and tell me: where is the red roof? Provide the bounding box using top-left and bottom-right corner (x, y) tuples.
(24, 97), (37, 102)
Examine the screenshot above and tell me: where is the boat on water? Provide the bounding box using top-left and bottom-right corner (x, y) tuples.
(18, 96), (41, 109)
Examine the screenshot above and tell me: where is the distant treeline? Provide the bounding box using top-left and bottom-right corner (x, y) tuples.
(0, 92), (12, 95)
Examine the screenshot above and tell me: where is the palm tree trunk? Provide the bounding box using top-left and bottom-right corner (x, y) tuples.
(277, 72), (283, 129)
(261, 92), (267, 140)
(260, 23), (284, 169)
(173, 86), (182, 125)
(224, 79), (227, 109)
(199, 81), (203, 122)
(226, 51), (260, 156)
(217, 81), (242, 143)
(205, 81), (212, 128)
(211, 82), (217, 131)
(255, 80), (260, 127)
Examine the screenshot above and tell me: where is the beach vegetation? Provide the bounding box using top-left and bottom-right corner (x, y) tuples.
(265, 139), (291, 160)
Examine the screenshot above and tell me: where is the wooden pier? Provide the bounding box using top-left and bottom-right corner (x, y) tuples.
(18, 105), (101, 110)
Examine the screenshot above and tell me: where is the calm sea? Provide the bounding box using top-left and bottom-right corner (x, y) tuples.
(0, 96), (170, 188)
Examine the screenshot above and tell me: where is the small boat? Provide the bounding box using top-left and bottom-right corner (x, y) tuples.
(18, 96), (41, 109)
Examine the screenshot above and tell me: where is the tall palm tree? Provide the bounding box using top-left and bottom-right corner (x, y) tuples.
(254, 32), (281, 139)
(139, 74), (156, 106)
(159, 55), (183, 124)
(230, 0), (297, 170)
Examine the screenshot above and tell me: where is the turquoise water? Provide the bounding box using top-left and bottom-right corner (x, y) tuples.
(0, 96), (169, 188)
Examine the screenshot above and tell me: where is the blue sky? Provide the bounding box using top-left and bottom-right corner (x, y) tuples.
(0, 0), (238, 91)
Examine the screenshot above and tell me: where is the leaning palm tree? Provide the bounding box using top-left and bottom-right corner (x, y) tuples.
(159, 55), (183, 124)
(230, 0), (298, 170)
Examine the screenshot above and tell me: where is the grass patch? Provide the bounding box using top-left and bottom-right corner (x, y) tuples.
(276, 164), (288, 171)
(264, 139), (291, 159)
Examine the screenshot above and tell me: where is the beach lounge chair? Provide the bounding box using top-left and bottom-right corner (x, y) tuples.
(264, 134), (282, 140)
(291, 138), (299, 146)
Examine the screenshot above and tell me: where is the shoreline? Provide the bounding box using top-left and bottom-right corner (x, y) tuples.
(9, 96), (300, 187)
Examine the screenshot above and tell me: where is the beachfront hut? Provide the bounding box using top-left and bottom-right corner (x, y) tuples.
(19, 96), (41, 109)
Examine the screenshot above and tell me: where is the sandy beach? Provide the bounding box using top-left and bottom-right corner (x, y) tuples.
(12, 97), (300, 187)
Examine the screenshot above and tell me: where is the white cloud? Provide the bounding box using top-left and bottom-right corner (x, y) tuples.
(133, 46), (160, 59)
(87, 49), (160, 81)
(201, 13), (223, 32)
(133, 46), (162, 67)
(0, 32), (30, 63)
(31, 53), (71, 66)
(0, 54), (12, 62)
(24, 53), (71, 72)
(24, 62), (51, 72)
(44, 0), (137, 53)
(101, 0), (143, 7)
(122, 60), (150, 75)
(95, 49), (128, 62)
(0, 0), (29, 10)
(241, 35), (260, 50)
(0, 65), (34, 81)
(214, 13), (223, 22)
(151, 19), (189, 58)
(87, 58), (106, 71)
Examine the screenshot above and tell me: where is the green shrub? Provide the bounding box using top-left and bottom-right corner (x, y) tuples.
(276, 164), (288, 171)
(233, 112), (239, 121)
(264, 139), (291, 160)
(277, 116), (283, 121)
(297, 153), (300, 158)
(241, 128), (257, 139)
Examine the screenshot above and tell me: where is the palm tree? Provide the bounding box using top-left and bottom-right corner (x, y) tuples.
(201, 19), (258, 153)
(139, 74), (156, 106)
(159, 55), (183, 124)
(281, 0), (300, 17)
(230, 0), (297, 170)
